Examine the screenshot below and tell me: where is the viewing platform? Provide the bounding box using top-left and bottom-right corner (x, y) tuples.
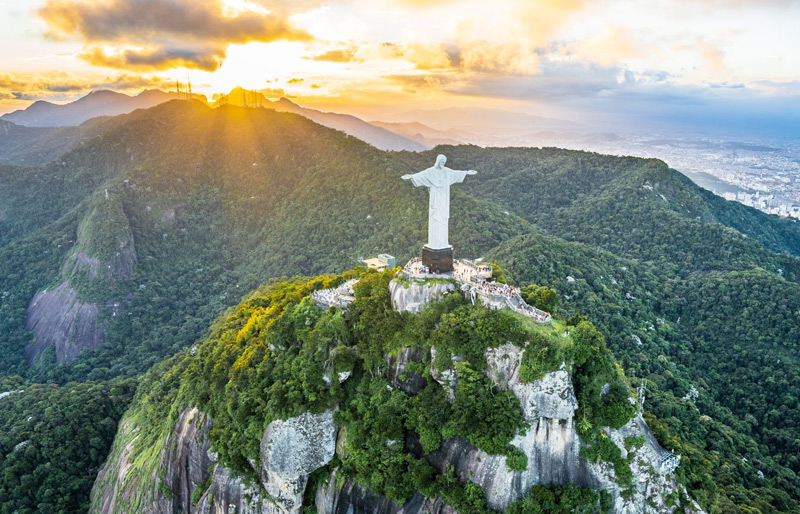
(311, 258), (552, 325)
(399, 257), (552, 324)
(311, 279), (358, 310)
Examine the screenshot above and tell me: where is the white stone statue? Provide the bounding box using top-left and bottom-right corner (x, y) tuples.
(402, 154), (477, 249)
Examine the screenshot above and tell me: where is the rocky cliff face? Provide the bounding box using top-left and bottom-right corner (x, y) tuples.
(386, 347), (427, 395)
(91, 407), (213, 514)
(315, 472), (456, 514)
(196, 464), (271, 514)
(425, 344), (597, 511)
(94, 277), (702, 514)
(92, 407), (338, 514)
(25, 192), (136, 364)
(25, 282), (105, 364)
(389, 278), (455, 313)
(423, 340), (697, 514)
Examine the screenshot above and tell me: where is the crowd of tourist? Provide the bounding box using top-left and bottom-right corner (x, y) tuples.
(403, 257), (441, 276)
(471, 278), (517, 299)
(401, 257), (551, 323)
(512, 301), (552, 323)
(311, 279), (358, 309)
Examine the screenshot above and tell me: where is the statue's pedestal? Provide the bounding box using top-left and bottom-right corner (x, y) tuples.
(422, 245), (454, 273)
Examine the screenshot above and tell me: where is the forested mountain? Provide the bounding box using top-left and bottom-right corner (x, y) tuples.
(218, 87), (427, 151)
(87, 270), (687, 514)
(0, 89), (205, 127)
(0, 100), (527, 382)
(0, 101), (798, 514)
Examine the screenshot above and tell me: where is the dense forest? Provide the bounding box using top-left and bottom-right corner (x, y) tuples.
(487, 234), (800, 513)
(0, 378), (135, 513)
(0, 101), (798, 512)
(93, 270), (650, 514)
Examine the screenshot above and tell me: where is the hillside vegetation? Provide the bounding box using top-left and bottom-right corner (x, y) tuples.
(91, 270), (652, 514)
(0, 101), (798, 513)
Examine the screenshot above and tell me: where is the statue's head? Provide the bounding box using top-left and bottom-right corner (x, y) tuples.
(435, 154), (447, 168)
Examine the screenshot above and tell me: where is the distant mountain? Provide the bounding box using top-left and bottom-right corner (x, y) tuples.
(1, 89), (207, 127)
(217, 87), (426, 151)
(2, 87), (425, 151)
(388, 107), (584, 138)
(369, 120), (467, 148)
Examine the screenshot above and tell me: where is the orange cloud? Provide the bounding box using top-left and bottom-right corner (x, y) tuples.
(38, 0), (311, 71)
(308, 48), (360, 63)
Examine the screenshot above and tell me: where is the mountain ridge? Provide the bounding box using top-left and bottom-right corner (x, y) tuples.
(1, 89), (208, 127)
(217, 87), (427, 151)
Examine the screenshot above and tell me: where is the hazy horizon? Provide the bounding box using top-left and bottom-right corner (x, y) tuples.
(1, 0), (799, 138)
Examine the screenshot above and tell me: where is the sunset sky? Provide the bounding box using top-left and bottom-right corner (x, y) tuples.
(2, 0), (799, 131)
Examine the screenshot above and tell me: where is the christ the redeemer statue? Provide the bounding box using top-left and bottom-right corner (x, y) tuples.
(402, 154), (477, 272)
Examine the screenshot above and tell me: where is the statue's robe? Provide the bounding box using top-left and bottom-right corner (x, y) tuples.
(408, 166), (469, 249)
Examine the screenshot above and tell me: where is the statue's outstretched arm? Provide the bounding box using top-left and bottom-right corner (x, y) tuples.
(444, 167), (478, 175)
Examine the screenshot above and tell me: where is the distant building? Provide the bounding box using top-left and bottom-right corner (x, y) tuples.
(363, 253), (396, 271)
(378, 254), (396, 268)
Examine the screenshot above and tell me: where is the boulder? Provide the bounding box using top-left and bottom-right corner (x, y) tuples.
(260, 409), (338, 514)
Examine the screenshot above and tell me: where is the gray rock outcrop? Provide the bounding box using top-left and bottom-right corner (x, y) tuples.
(588, 414), (703, 514)
(163, 408), (214, 513)
(25, 281), (104, 364)
(91, 408), (212, 514)
(427, 422), (596, 510)
(386, 347), (427, 395)
(485, 344), (577, 421)
(25, 193), (137, 365)
(260, 409), (338, 514)
(420, 341), (701, 513)
(315, 472), (456, 514)
(196, 463), (272, 514)
(429, 346), (462, 400)
(389, 278), (455, 313)
(92, 407), (338, 514)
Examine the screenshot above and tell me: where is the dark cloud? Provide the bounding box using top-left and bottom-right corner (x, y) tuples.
(708, 81), (746, 89)
(45, 84), (88, 92)
(39, 0), (311, 71)
(79, 45), (222, 71)
(308, 49), (360, 63)
(287, 78), (304, 84)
